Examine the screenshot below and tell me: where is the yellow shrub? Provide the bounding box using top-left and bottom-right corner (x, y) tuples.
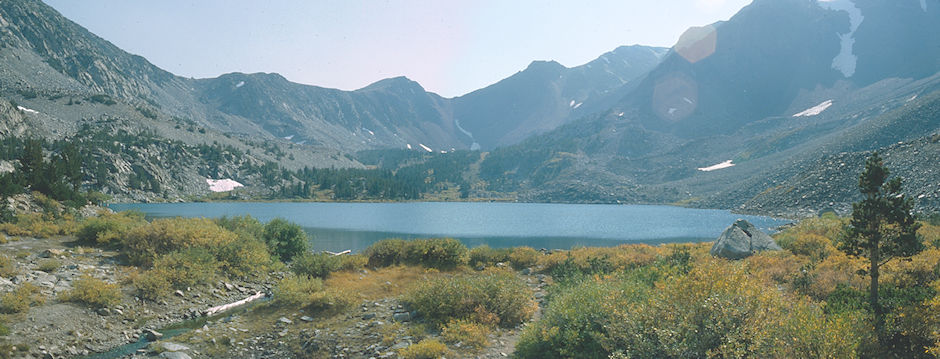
(0, 254), (14, 278)
(882, 248), (940, 287)
(804, 253), (866, 300)
(123, 217), (237, 266)
(784, 233), (838, 261)
(538, 244), (663, 274)
(441, 319), (491, 351)
(774, 216), (846, 249)
(60, 274), (122, 308)
(338, 254), (368, 271)
(0, 282), (45, 314)
(398, 339), (448, 359)
(746, 251), (807, 285)
(508, 247), (540, 270)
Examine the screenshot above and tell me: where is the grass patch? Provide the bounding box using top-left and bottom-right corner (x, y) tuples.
(325, 266), (447, 301)
(36, 259), (61, 272)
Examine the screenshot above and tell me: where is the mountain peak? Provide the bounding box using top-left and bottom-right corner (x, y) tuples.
(524, 60), (566, 72)
(357, 76), (425, 92)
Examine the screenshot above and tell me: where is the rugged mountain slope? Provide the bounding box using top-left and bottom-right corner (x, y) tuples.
(452, 46), (667, 149)
(478, 0), (940, 215)
(194, 73), (460, 151)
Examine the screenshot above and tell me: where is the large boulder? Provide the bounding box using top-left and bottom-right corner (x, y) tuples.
(710, 219), (781, 259)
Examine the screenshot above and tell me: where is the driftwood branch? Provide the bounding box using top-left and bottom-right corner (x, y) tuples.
(203, 291), (265, 317)
(324, 250), (351, 256)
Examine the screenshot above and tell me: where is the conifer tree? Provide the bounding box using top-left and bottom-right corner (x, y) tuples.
(838, 152), (923, 341)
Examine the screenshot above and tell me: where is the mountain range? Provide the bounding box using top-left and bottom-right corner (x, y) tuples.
(1, 0), (939, 215)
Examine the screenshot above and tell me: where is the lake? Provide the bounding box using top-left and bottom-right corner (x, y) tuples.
(108, 202), (791, 252)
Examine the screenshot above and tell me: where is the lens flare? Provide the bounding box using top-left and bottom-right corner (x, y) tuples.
(674, 24), (717, 64)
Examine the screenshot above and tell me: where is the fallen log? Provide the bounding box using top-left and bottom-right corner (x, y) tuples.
(324, 250), (351, 256)
(203, 291), (265, 317)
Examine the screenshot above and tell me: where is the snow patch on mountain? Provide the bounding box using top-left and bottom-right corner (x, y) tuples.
(235, 81), (245, 88)
(16, 106), (38, 114)
(206, 178), (244, 192)
(793, 100), (833, 117)
(698, 160), (735, 172)
(419, 143), (433, 152)
(818, 0), (864, 77)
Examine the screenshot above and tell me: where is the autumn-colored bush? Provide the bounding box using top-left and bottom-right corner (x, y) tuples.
(774, 215), (845, 250)
(151, 248), (220, 289)
(782, 233), (838, 261)
(76, 210), (147, 247)
(746, 251), (807, 285)
(0, 282), (44, 313)
(605, 259), (861, 358)
(516, 275), (649, 359)
(292, 252), (342, 278)
(60, 274), (121, 308)
(508, 246), (540, 270)
(801, 253), (866, 300)
(538, 244), (662, 276)
(403, 268), (536, 328)
(365, 238), (468, 270)
(122, 217), (237, 267)
(0, 213), (76, 238)
(0, 254), (14, 278)
(398, 338), (448, 359)
(214, 234), (273, 278)
(441, 319), (490, 351)
(468, 245), (511, 269)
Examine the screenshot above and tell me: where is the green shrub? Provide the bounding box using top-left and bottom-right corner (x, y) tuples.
(441, 319), (490, 350)
(404, 238), (468, 270)
(365, 239), (409, 267)
(215, 235), (272, 278)
(365, 238), (468, 269)
(403, 268), (536, 328)
(36, 259), (61, 273)
(151, 248), (219, 289)
(516, 276), (649, 359)
(76, 211), (146, 247)
(0, 283), (44, 314)
(263, 218), (309, 262)
(339, 254), (368, 271)
(292, 252), (342, 278)
(398, 339), (448, 359)
(468, 245), (511, 269)
(215, 215), (264, 241)
(61, 274), (121, 308)
(0, 254), (14, 278)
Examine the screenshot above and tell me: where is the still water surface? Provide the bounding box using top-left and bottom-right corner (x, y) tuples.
(109, 202), (791, 252)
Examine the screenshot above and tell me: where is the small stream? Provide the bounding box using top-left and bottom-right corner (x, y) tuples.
(79, 296), (269, 359)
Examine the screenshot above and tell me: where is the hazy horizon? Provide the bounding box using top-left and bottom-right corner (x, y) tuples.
(42, 0), (752, 97)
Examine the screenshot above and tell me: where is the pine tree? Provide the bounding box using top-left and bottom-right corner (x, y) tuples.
(838, 152), (923, 342)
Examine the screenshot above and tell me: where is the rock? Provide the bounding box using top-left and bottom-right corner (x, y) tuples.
(153, 342), (190, 352)
(361, 313), (376, 320)
(392, 312), (411, 322)
(143, 329), (163, 341)
(159, 352), (192, 359)
(278, 317), (293, 324)
(300, 316), (314, 322)
(174, 290), (185, 297)
(40, 249), (64, 258)
(710, 219), (782, 260)
(521, 268), (531, 275)
(96, 308), (110, 316)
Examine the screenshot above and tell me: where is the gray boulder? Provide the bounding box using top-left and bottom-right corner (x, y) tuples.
(710, 219), (781, 259)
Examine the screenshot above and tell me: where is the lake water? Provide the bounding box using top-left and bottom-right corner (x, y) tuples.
(108, 202), (791, 252)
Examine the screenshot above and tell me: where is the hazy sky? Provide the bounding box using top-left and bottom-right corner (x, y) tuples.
(43, 0), (752, 98)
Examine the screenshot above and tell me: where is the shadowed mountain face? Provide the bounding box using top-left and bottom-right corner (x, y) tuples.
(478, 0), (940, 214)
(452, 46), (667, 149)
